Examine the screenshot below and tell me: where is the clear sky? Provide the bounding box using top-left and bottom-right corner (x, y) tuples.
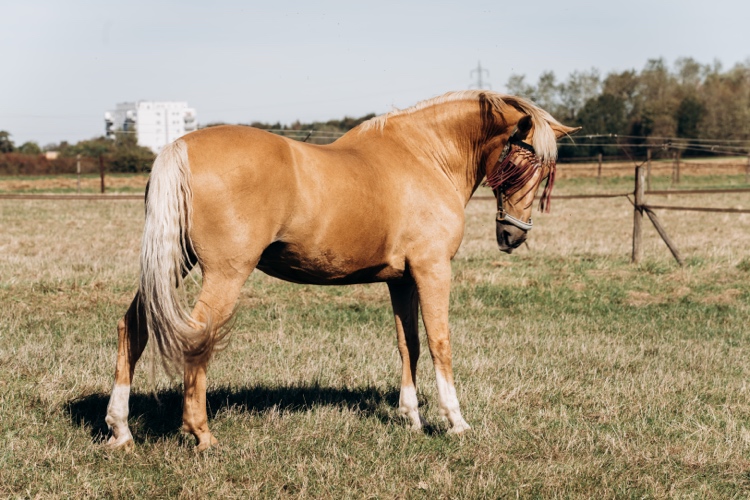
(2, 0), (748, 147)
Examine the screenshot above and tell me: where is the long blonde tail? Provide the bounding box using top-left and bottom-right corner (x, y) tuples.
(139, 139), (208, 373)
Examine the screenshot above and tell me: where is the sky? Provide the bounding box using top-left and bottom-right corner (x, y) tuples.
(1, 0), (749, 147)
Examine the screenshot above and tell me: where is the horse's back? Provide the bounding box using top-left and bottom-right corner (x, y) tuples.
(181, 125), (295, 178)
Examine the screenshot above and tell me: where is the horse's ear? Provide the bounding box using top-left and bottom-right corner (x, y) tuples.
(551, 123), (581, 139)
(515, 115), (533, 140)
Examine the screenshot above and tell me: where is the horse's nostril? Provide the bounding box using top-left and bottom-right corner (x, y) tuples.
(497, 221), (528, 251)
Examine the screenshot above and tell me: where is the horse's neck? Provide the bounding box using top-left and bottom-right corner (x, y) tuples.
(386, 104), (490, 203)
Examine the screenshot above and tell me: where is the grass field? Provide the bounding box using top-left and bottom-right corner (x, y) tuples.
(1, 172), (750, 497)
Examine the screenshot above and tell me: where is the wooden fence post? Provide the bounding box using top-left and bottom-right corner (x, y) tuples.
(76, 154), (81, 194)
(98, 155), (105, 194)
(646, 148), (652, 192)
(672, 151), (681, 185)
(644, 208), (684, 266)
(632, 165), (645, 263)
(746, 153), (749, 184)
(597, 153), (602, 184)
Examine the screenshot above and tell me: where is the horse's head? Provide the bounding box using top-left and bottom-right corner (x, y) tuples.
(485, 113), (579, 253)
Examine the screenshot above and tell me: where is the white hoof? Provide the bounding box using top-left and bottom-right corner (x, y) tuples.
(399, 407), (426, 431)
(446, 419), (471, 435)
(105, 432), (134, 451)
(401, 411), (428, 431)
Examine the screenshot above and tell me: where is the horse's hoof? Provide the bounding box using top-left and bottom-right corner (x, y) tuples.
(195, 434), (219, 452)
(105, 435), (134, 452)
(400, 410), (427, 432)
(446, 420), (471, 435)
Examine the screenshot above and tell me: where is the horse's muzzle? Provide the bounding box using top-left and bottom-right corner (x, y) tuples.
(496, 220), (528, 254)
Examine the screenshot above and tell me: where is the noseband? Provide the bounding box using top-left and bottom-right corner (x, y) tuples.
(484, 135), (556, 232)
(496, 195), (534, 231)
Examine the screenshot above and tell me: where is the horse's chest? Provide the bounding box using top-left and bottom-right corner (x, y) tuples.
(257, 241), (404, 285)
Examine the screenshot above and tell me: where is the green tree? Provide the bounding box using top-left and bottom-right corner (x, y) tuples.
(675, 96), (705, 139)
(636, 58), (679, 137)
(573, 94), (627, 157)
(0, 131), (15, 153)
(602, 70), (640, 120)
(699, 60), (750, 141)
(576, 94), (627, 134)
(67, 136), (114, 158)
(558, 69), (601, 123)
(18, 141), (42, 155)
(534, 71), (562, 116)
(505, 74), (535, 99)
(675, 57), (707, 89)
(60, 134), (155, 172)
(110, 132), (155, 172)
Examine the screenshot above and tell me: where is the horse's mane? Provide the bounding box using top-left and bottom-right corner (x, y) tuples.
(359, 90), (561, 165)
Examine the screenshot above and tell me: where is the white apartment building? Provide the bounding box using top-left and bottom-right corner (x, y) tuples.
(105, 101), (197, 153)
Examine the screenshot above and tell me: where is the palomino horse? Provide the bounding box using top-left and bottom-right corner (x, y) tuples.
(105, 91), (578, 450)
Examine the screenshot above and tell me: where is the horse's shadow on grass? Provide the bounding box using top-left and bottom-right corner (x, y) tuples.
(67, 384), (440, 444)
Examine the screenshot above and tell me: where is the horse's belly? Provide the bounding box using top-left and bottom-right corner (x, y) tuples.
(257, 241), (404, 285)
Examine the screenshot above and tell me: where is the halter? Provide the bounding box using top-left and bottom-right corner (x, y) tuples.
(484, 135), (556, 232)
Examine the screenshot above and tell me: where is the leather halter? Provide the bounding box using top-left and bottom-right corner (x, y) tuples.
(490, 136), (540, 232)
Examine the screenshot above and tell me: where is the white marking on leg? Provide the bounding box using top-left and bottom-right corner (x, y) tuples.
(398, 384), (425, 430)
(435, 371), (471, 434)
(105, 383), (133, 447)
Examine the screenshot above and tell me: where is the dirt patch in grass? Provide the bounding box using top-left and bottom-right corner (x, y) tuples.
(626, 290), (664, 306)
(700, 288), (742, 305)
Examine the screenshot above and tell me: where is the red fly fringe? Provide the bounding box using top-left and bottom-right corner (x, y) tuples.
(539, 164), (556, 213)
(484, 145), (557, 213)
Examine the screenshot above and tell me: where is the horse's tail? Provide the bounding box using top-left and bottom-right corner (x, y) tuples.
(139, 139), (213, 374)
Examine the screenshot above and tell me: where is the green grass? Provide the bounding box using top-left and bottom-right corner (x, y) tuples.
(1, 178), (750, 497)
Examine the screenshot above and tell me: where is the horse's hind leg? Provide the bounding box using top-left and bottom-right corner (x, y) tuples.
(105, 293), (147, 450)
(388, 280), (425, 430)
(181, 269), (250, 451)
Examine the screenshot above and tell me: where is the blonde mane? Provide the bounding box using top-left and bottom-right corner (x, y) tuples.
(359, 90), (562, 164)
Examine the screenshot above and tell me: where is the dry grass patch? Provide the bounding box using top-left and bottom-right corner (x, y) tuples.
(0, 173), (148, 193)
(2, 173), (750, 497)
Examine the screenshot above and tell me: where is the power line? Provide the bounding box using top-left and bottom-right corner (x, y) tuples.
(560, 133), (750, 144)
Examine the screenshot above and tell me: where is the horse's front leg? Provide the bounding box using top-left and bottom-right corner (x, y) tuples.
(387, 280), (425, 430)
(105, 293), (148, 450)
(412, 261), (471, 434)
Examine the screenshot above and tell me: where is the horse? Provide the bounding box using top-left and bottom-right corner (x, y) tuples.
(104, 90), (578, 451)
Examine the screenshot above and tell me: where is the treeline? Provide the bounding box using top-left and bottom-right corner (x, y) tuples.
(0, 132), (155, 175)
(506, 57), (750, 159)
(249, 113), (377, 133)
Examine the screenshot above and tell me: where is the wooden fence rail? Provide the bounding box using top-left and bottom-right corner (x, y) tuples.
(631, 165), (748, 265)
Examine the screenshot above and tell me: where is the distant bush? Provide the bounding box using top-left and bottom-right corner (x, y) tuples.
(0, 153), (78, 175)
(0, 151), (155, 176)
(0, 132), (157, 176)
